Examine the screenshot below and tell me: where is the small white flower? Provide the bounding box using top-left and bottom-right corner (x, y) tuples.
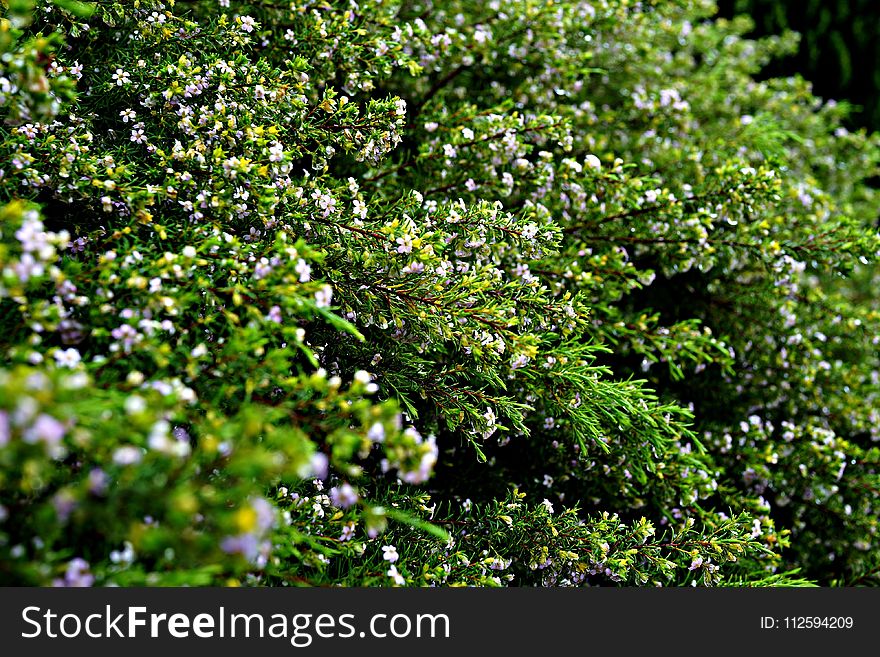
(295, 259), (311, 282)
(124, 395), (146, 415)
(386, 563), (405, 585)
(54, 348), (81, 368)
(112, 68), (131, 86)
(113, 446), (143, 465)
(367, 422), (386, 443)
(382, 544), (399, 563)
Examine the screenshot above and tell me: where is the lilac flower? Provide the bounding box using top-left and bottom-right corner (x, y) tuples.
(88, 468), (109, 495)
(305, 451), (329, 480)
(253, 257), (272, 280)
(330, 483), (359, 509)
(52, 490), (77, 522)
(239, 15), (256, 32)
(221, 498), (275, 567)
(0, 411), (9, 447)
(18, 123), (38, 139)
(53, 558), (94, 587)
(266, 305), (283, 323)
(23, 414), (66, 447)
(221, 534), (262, 561)
(252, 497), (276, 534)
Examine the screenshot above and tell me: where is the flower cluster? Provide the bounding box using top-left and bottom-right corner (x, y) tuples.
(0, 0), (877, 587)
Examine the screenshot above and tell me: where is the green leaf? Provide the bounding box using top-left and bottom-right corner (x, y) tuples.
(52, 0), (95, 18)
(313, 305), (365, 341)
(385, 508), (451, 543)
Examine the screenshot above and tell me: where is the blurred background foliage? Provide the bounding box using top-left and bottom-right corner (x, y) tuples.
(719, 0), (880, 131)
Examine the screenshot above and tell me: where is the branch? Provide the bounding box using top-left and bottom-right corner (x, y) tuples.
(410, 64), (468, 120)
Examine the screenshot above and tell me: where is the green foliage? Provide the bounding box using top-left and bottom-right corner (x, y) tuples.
(0, 0), (877, 587)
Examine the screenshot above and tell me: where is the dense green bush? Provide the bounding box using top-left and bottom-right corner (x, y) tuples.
(0, 0), (878, 586)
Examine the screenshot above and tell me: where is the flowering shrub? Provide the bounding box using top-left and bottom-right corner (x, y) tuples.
(0, 0), (878, 587)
